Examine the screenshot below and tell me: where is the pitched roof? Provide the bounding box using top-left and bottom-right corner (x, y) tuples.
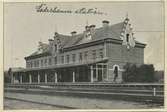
(63, 22), (124, 48)
(26, 20), (144, 59)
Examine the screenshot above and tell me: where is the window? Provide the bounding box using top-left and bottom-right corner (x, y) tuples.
(126, 34), (129, 42)
(84, 51), (88, 60)
(66, 55), (70, 63)
(30, 62), (32, 68)
(34, 61), (36, 67)
(44, 58), (47, 66)
(79, 53), (83, 62)
(72, 54), (76, 63)
(99, 49), (103, 58)
(61, 56), (64, 64)
(92, 50), (96, 60)
(36, 60), (39, 67)
(48, 58), (52, 65)
(54, 57), (57, 64)
(41, 59), (43, 67)
(55, 44), (57, 52)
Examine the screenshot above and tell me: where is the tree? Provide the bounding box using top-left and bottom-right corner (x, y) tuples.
(122, 63), (155, 82)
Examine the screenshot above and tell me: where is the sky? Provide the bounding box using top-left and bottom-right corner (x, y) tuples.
(4, 1), (164, 70)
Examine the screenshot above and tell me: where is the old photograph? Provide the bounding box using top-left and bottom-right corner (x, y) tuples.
(4, 1), (164, 110)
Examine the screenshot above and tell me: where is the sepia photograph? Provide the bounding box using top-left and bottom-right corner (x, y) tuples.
(3, 1), (165, 110)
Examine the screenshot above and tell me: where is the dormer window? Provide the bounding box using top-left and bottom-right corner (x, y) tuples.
(55, 44), (57, 52)
(126, 34), (129, 43)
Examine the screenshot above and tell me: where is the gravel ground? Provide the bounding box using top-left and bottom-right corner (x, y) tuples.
(4, 98), (66, 110)
(4, 92), (163, 109)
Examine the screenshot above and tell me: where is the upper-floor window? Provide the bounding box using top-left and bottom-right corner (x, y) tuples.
(79, 53), (83, 62)
(99, 49), (103, 58)
(41, 59), (43, 67)
(44, 58), (47, 66)
(34, 61), (36, 67)
(84, 51), (88, 60)
(48, 58), (52, 65)
(66, 55), (70, 63)
(36, 60), (39, 67)
(30, 62), (32, 68)
(55, 44), (57, 52)
(72, 54), (76, 63)
(61, 56), (64, 64)
(126, 34), (129, 42)
(54, 57), (57, 64)
(92, 50), (96, 60)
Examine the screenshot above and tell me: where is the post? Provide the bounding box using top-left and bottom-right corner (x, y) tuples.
(104, 41), (107, 58)
(29, 74), (32, 84)
(102, 65), (103, 81)
(91, 65), (94, 83)
(153, 88), (156, 96)
(55, 72), (57, 83)
(96, 64), (98, 81)
(20, 75), (22, 84)
(11, 72), (13, 84)
(45, 73), (47, 83)
(106, 64), (109, 81)
(72, 71), (75, 83)
(38, 73), (40, 84)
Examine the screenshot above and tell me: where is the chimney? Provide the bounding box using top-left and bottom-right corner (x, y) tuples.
(85, 25), (90, 31)
(90, 25), (96, 31)
(102, 20), (109, 27)
(71, 31), (77, 36)
(48, 39), (54, 45)
(53, 32), (58, 40)
(90, 25), (96, 35)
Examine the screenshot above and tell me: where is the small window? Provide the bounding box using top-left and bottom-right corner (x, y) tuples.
(41, 60), (43, 67)
(55, 44), (57, 52)
(54, 57), (57, 64)
(44, 59), (47, 66)
(126, 34), (129, 42)
(61, 56), (64, 64)
(84, 51), (88, 60)
(99, 49), (103, 58)
(48, 58), (52, 65)
(72, 54), (76, 63)
(36, 60), (39, 67)
(79, 53), (83, 62)
(66, 55), (70, 63)
(92, 50), (96, 60)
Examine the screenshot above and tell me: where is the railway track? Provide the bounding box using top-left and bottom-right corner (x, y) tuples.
(5, 83), (164, 104)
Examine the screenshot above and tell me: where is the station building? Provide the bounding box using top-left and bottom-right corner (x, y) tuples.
(10, 17), (146, 84)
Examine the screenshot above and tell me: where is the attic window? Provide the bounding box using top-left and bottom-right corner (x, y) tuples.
(126, 34), (129, 42)
(55, 44), (57, 52)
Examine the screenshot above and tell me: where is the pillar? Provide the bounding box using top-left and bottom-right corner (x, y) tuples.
(29, 74), (32, 84)
(37, 73), (40, 84)
(20, 75), (22, 84)
(11, 72), (14, 84)
(106, 64), (109, 81)
(90, 65), (94, 83)
(104, 42), (107, 58)
(96, 64), (98, 81)
(55, 72), (57, 83)
(102, 65), (104, 81)
(72, 71), (75, 83)
(45, 73), (47, 83)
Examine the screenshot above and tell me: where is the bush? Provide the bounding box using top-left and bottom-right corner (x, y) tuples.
(122, 63), (155, 82)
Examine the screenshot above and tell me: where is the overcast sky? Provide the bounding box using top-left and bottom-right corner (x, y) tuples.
(4, 1), (164, 70)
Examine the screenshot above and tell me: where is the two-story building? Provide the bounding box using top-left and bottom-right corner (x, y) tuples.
(10, 16), (146, 84)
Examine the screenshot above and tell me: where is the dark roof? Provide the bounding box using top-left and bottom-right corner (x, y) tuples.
(64, 22), (124, 47)
(25, 20), (145, 59)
